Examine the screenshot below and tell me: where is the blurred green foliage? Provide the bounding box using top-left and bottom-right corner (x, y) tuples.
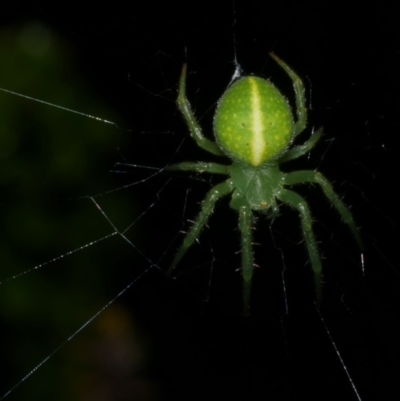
(0, 23), (154, 401)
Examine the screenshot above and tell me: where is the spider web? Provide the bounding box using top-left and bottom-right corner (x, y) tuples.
(0, 3), (399, 401)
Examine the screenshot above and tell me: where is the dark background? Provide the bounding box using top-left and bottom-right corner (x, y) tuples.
(0, 1), (398, 400)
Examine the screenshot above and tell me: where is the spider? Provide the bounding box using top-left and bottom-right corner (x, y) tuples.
(167, 53), (362, 314)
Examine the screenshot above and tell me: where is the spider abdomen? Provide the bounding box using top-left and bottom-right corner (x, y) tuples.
(214, 76), (294, 167)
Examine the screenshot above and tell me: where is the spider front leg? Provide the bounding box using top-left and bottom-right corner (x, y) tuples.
(177, 64), (224, 157)
(278, 127), (323, 163)
(269, 52), (307, 137)
(284, 170), (363, 249)
(166, 161), (229, 175)
(277, 189), (322, 303)
(168, 179), (235, 274)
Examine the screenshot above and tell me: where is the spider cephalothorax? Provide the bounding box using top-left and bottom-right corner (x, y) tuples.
(167, 53), (362, 314)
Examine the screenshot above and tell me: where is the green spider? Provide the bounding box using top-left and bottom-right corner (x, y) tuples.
(167, 53), (362, 314)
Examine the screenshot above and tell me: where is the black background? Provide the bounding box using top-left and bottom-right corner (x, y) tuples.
(0, 1), (399, 401)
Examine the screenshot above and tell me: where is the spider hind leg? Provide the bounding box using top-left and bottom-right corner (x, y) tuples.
(230, 192), (255, 315)
(277, 189), (322, 304)
(284, 170), (363, 249)
(167, 180), (234, 274)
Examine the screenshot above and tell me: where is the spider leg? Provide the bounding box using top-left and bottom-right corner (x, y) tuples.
(278, 127), (323, 163)
(166, 161), (229, 175)
(168, 179), (235, 274)
(177, 64), (224, 157)
(284, 170), (363, 249)
(269, 53), (307, 137)
(277, 189), (322, 304)
(230, 192), (255, 315)
(237, 202), (253, 316)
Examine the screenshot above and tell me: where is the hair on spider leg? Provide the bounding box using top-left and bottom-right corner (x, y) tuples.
(234, 262), (260, 273)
